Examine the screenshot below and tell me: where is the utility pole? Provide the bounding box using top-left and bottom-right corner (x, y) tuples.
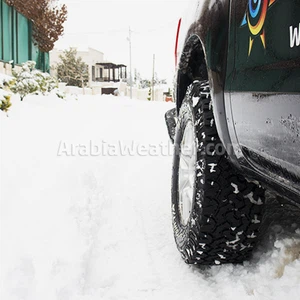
(128, 27), (133, 99)
(152, 54), (155, 101)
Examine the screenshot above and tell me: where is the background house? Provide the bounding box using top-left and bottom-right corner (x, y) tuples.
(50, 47), (170, 100)
(0, 0), (49, 75)
(50, 47), (127, 87)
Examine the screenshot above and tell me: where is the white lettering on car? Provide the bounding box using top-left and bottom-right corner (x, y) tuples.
(290, 23), (300, 48)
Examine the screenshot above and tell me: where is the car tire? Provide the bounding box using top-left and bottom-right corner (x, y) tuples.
(165, 108), (177, 143)
(172, 80), (265, 265)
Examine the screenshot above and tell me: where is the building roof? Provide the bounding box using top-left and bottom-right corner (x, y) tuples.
(96, 62), (126, 69)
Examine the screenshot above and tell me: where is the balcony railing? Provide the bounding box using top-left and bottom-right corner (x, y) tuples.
(95, 77), (126, 83)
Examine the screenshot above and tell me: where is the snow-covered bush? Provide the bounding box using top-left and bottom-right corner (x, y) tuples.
(0, 74), (14, 89)
(0, 89), (12, 113)
(10, 61), (58, 101)
(55, 89), (66, 100)
(0, 75), (13, 113)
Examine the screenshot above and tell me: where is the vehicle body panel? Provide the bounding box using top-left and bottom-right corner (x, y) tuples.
(174, 0), (300, 202)
(226, 0), (300, 199)
(175, 0), (232, 156)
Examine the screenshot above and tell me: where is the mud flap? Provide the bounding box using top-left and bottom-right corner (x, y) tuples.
(165, 108), (177, 144)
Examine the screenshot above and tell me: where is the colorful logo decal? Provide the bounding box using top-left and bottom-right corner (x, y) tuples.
(241, 0), (276, 56)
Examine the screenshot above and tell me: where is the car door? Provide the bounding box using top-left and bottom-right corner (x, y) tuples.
(227, 0), (300, 191)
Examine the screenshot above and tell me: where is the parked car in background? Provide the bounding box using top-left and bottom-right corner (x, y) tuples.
(165, 0), (300, 265)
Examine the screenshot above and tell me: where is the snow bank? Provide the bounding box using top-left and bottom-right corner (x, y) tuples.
(1, 94), (299, 300)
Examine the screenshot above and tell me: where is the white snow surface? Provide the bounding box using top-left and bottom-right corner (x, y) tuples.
(1, 94), (300, 300)
(0, 73), (12, 82)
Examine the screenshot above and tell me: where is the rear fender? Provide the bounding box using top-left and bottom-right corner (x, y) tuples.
(175, 0), (233, 155)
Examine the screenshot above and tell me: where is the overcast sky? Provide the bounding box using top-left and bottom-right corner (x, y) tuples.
(55, 0), (189, 83)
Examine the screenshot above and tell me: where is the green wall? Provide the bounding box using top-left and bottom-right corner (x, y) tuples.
(0, 0), (49, 72)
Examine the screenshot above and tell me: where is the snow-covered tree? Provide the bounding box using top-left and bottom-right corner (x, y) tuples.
(153, 72), (167, 85)
(56, 48), (89, 88)
(140, 79), (151, 89)
(10, 61), (58, 101)
(132, 69), (167, 89)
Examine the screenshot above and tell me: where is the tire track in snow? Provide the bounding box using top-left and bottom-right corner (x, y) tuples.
(70, 170), (112, 295)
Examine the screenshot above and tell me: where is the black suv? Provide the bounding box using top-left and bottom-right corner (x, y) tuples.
(165, 0), (300, 265)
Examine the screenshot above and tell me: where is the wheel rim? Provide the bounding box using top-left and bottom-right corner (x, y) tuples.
(178, 120), (196, 226)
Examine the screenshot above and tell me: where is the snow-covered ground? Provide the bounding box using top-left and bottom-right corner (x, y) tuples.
(1, 94), (300, 300)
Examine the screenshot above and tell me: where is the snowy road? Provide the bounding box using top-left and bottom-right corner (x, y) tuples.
(1, 94), (300, 300)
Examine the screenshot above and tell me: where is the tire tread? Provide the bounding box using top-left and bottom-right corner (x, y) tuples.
(172, 80), (265, 265)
